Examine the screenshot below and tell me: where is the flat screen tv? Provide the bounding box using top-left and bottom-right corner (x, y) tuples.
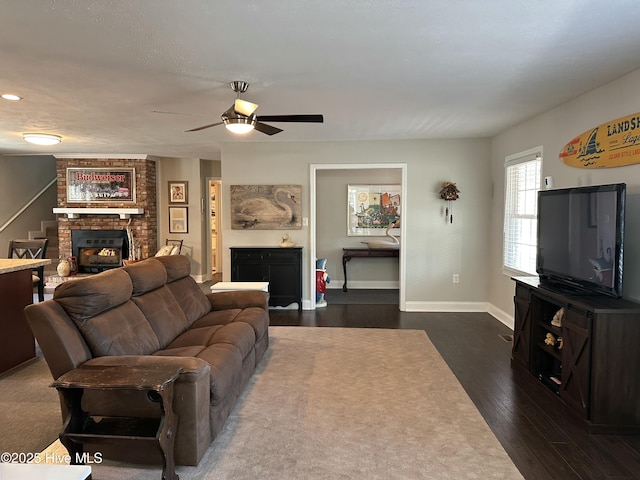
(537, 183), (626, 298)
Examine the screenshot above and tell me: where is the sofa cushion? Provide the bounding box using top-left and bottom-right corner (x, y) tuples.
(154, 321), (256, 404)
(124, 258), (167, 295)
(54, 269), (133, 322)
(154, 341), (242, 406)
(153, 255), (212, 325)
(166, 277), (211, 325)
(166, 323), (255, 360)
(73, 300), (160, 356)
(153, 255), (191, 282)
(193, 307), (269, 343)
(54, 269), (160, 356)
(191, 309), (243, 329)
(131, 285), (190, 348)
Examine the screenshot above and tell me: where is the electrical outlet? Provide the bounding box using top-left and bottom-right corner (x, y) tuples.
(452, 274), (460, 284)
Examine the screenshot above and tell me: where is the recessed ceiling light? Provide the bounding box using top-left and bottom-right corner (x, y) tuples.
(23, 133), (62, 145)
(1, 93), (23, 101)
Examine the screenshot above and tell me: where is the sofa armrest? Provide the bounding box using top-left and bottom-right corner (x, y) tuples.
(206, 290), (269, 311)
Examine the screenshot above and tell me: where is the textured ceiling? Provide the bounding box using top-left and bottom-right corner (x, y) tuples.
(2, 0), (640, 158)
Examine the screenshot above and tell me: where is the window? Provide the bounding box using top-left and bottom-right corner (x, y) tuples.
(503, 148), (542, 275)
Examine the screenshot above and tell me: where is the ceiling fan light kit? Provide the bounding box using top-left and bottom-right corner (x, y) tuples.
(183, 81), (324, 136)
(225, 117), (256, 134)
(234, 98), (259, 117)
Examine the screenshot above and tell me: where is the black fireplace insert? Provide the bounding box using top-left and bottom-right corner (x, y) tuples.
(72, 229), (129, 273)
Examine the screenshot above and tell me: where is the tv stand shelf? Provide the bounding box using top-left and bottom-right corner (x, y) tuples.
(512, 276), (640, 434)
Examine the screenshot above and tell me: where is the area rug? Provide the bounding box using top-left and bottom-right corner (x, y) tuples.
(0, 357), (61, 453)
(88, 326), (523, 479)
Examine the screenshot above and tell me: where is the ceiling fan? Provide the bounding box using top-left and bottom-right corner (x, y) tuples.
(184, 81), (324, 136)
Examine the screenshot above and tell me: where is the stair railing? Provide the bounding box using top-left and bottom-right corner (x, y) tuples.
(0, 177), (57, 234)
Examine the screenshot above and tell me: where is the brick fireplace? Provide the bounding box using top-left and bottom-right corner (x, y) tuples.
(55, 157), (158, 263)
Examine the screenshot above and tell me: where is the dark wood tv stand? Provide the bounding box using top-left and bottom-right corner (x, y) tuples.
(512, 276), (640, 434)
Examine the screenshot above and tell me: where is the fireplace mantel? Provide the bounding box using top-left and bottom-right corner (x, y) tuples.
(53, 207), (144, 219)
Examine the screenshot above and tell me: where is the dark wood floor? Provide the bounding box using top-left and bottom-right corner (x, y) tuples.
(269, 304), (640, 480)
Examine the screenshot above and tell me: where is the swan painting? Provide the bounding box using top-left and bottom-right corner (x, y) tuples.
(230, 184), (302, 230)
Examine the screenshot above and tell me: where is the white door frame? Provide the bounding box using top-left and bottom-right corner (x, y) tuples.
(309, 163), (407, 311)
(205, 177), (222, 281)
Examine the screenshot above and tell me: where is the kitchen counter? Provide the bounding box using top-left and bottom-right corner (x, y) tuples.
(0, 258), (51, 374)
(0, 258), (51, 274)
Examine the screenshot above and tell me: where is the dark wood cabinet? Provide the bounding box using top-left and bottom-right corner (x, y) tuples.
(513, 276), (640, 433)
(231, 247), (302, 311)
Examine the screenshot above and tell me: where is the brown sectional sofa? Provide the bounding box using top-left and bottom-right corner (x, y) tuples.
(24, 255), (270, 466)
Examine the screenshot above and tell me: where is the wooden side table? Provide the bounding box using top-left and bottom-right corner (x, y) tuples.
(52, 364), (183, 480)
(342, 247), (399, 292)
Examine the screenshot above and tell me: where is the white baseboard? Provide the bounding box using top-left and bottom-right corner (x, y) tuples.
(403, 301), (514, 330)
(487, 304), (514, 330)
(327, 280), (399, 289)
(404, 301), (489, 312)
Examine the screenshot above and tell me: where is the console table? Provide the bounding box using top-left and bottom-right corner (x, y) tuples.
(53, 364), (183, 480)
(231, 247), (302, 310)
(342, 247), (399, 292)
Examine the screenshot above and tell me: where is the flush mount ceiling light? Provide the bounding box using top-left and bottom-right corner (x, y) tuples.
(23, 133), (62, 145)
(1, 93), (23, 101)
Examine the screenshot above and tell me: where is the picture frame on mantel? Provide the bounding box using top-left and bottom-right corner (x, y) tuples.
(168, 181), (188, 204)
(66, 167), (136, 203)
(169, 206), (188, 233)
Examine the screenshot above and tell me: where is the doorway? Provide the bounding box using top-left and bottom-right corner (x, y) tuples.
(310, 163), (407, 311)
(209, 179), (222, 282)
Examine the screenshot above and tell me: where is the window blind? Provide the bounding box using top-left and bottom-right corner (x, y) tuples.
(503, 152), (541, 275)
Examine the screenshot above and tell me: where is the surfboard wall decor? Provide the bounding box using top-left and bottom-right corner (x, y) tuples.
(559, 112), (640, 168)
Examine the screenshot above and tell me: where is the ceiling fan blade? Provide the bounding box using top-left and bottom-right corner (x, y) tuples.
(185, 121), (224, 132)
(254, 122), (283, 136)
(152, 110), (203, 116)
(234, 99), (259, 116)
(256, 114), (324, 123)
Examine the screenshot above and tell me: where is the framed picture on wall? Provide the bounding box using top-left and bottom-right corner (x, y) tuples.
(347, 184), (401, 236)
(230, 184), (302, 230)
(66, 168), (136, 203)
(168, 181), (188, 204)
(169, 206), (188, 233)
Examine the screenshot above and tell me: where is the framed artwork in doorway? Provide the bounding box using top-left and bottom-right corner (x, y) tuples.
(347, 184), (401, 236)
(169, 206), (188, 233)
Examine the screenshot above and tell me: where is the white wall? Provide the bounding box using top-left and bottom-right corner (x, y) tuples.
(221, 138), (492, 310)
(156, 156), (217, 280)
(489, 68), (640, 322)
(0, 155), (57, 247)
